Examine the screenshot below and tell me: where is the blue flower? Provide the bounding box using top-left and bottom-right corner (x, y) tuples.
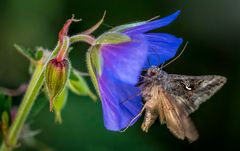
(87, 10), (183, 131)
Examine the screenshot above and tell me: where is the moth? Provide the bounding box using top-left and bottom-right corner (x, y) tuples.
(138, 66), (227, 142)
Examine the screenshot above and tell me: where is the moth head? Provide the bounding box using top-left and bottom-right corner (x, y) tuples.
(146, 66), (160, 77)
(146, 66), (168, 80)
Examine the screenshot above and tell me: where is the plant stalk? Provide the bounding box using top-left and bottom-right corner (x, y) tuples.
(0, 41), (62, 151)
(0, 34), (92, 151)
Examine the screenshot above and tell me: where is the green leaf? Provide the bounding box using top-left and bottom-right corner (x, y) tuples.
(53, 88), (68, 124)
(95, 32), (131, 45)
(14, 44), (36, 62)
(68, 69), (97, 101)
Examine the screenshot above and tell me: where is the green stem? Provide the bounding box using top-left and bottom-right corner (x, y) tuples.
(70, 34), (95, 45)
(0, 40), (63, 151)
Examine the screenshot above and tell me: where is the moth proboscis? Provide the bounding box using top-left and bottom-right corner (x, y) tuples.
(138, 66), (227, 142)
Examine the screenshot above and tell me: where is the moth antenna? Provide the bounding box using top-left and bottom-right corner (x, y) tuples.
(159, 62), (165, 71)
(162, 41), (188, 68)
(120, 106), (146, 132)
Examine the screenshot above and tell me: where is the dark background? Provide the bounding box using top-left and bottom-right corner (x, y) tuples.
(0, 0), (239, 150)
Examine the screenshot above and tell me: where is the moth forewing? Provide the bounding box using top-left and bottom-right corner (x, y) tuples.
(168, 74), (227, 114)
(160, 89), (199, 142)
(190, 75), (227, 111)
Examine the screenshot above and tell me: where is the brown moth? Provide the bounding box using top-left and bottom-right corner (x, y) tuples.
(138, 66), (227, 142)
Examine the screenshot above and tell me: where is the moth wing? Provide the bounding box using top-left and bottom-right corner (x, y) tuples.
(160, 89), (199, 142)
(166, 74), (227, 114)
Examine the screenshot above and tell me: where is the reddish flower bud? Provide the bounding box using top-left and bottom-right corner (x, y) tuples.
(45, 58), (70, 111)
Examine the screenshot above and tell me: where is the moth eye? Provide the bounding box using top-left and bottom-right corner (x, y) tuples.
(148, 70), (157, 76)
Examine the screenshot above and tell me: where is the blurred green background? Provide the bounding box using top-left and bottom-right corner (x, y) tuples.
(0, 0), (239, 150)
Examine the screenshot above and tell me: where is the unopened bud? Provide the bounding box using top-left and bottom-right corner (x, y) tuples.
(45, 58), (70, 111)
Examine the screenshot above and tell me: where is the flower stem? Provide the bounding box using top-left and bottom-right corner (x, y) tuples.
(0, 33), (93, 151)
(70, 34), (95, 45)
(0, 41), (62, 151)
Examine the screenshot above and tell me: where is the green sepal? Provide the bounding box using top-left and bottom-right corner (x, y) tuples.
(53, 88), (68, 124)
(14, 44), (36, 62)
(68, 68), (97, 101)
(35, 49), (44, 61)
(89, 45), (103, 76)
(109, 21), (146, 32)
(86, 51), (100, 98)
(95, 32), (131, 45)
(45, 58), (70, 111)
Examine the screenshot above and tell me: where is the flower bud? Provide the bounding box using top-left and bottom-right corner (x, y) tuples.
(45, 58), (70, 111)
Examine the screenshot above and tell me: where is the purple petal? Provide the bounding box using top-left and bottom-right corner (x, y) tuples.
(100, 34), (148, 84)
(124, 10), (180, 35)
(143, 33), (183, 68)
(98, 67), (142, 131)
